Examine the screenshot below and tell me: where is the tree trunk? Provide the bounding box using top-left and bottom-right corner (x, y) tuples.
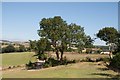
(56, 49), (59, 60)
(108, 43), (113, 59)
(109, 51), (113, 59)
(60, 50), (64, 61)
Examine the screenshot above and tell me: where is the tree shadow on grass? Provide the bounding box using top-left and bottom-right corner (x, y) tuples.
(91, 72), (120, 79)
(97, 67), (109, 71)
(91, 73), (113, 77)
(90, 67), (120, 79)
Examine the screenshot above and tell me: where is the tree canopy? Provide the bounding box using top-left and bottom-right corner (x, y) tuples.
(38, 16), (93, 60)
(96, 27), (118, 44)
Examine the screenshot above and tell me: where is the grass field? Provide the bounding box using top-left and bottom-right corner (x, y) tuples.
(1, 52), (109, 67)
(1, 52), (119, 78)
(2, 62), (119, 78)
(1, 52), (36, 67)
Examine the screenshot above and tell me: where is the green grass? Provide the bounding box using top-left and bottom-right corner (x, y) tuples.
(1, 52), (109, 67)
(3, 62), (118, 78)
(1, 52), (36, 67)
(2, 52), (119, 78)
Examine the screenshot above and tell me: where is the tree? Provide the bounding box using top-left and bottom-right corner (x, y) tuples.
(67, 23), (89, 53)
(38, 16), (67, 60)
(38, 16), (93, 60)
(84, 35), (94, 48)
(29, 40), (37, 52)
(2, 44), (15, 53)
(18, 45), (26, 52)
(30, 38), (50, 60)
(96, 27), (118, 58)
(115, 31), (120, 52)
(36, 38), (49, 54)
(97, 27), (118, 44)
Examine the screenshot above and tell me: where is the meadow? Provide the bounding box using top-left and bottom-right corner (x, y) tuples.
(1, 52), (119, 78)
(1, 52), (36, 67)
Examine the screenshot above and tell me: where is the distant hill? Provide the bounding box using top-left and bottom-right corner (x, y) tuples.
(0, 40), (29, 48)
(0, 40), (12, 43)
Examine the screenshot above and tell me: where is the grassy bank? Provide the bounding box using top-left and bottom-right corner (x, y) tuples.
(3, 62), (119, 78)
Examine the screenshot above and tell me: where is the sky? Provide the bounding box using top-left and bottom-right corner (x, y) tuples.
(1, 2), (119, 45)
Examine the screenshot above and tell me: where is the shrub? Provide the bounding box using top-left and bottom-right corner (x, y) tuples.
(110, 52), (120, 70)
(86, 49), (92, 54)
(26, 61), (34, 69)
(66, 48), (74, 52)
(38, 53), (47, 60)
(60, 56), (68, 65)
(18, 45), (26, 52)
(43, 57), (76, 68)
(34, 53), (47, 60)
(96, 58), (110, 62)
(47, 57), (60, 67)
(2, 45), (15, 53)
(43, 62), (50, 68)
(67, 59), (76, 64)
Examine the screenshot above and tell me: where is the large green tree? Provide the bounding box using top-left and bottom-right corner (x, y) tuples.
(38, 16), (93, 60)
(38, 16), (67, 60)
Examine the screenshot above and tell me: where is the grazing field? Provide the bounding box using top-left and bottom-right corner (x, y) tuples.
(1, 52), (119, 78)
(1, 52), (36, 67)
(1, 52), (109, 67)
(51, 52), (109, 60)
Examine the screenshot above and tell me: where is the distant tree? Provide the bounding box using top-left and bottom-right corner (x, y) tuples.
(2, 44), (15, 53)
(97, 27), (118, 58)
(29, 40), (37, 52)
(18, 45), (26, 52)
(97, 27), (118, 44)
(84, 35), (94, 48)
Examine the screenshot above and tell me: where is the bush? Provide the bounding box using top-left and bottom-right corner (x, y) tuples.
(67, 59), (76, 64)
(26, 57), (78, 69)
(110, 52), (120, 70)
(43, 62), (50, 68)
(26, 61), (35, 69)
(2, 45), (15, 53)
(86, 49), (92, 54)
(96, 58), (110, 62)
(43, 57), (76, 68)
(38, 53), (47, 60)
(66, 48), (74, 52)
(18, 45), (26, 52)
(47, 57), (60, 67)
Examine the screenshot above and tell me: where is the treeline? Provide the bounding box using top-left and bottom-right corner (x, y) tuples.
(1, 44), (30, 53)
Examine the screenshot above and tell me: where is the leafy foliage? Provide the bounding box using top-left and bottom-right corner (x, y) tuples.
(18, 45), (26, 52)
(38, 16), (93, 60)
(115, 31), (120, 52)
(97, 27), (118, 44)
(34, 53), (47, 60)
(2, 44), (15, 53)
(110, 52), (120, 70)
